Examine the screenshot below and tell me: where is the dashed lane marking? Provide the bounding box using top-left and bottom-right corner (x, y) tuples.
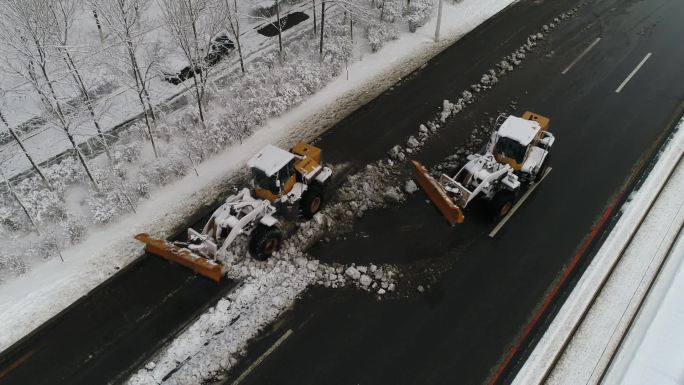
(562, 37), (602, 75)
(615, 53), (652, 93)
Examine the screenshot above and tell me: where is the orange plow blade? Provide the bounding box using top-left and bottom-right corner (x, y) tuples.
(135, 233), (224, 282)
(411, 160), (465, 226)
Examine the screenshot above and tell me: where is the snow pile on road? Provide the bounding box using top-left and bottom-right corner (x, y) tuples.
(129, 216), (398, 385)
(128, 251), (397, 385)
(1, 0), (520, 360)
(128, 144), (409, 384)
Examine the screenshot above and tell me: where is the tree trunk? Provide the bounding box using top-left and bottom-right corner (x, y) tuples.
(0, 111), (50, 187)
(275, 0), (283, 56)
(191, 74), (207, 130)
(319, 0), (326, 56)
(34, 46), (98, 188)
(349, 13), (353, 40)
(312, 0), (317, 36)
(235, 33), (245, 73)
(92, 9), (105, 45)
(233, 0), (245, 73)
(125, 44), (159, 157)
(1, 169), (40, 235)
(62, 52), (112, 161)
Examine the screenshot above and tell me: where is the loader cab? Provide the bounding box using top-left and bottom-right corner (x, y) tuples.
(492, 112), (549, 170)
(248, 145), (297, 202)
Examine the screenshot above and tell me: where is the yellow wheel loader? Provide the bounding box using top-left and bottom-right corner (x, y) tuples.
(413, 111), (554, 225)
(136, 143), (332, 282)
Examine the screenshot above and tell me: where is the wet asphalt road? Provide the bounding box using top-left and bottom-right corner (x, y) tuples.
(1, 0), (684, 384)
(224, 0), (684, 384)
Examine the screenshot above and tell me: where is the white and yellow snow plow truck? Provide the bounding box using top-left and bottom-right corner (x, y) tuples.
(136, 143), (332, 282)
(412, 111), (553, 225)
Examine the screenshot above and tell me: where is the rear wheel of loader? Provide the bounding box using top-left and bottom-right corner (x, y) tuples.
(249, 225), (282, 260)
(491, 190), (515, 220)
(535, 155), (550, 183)
(301, 184), (324, 219)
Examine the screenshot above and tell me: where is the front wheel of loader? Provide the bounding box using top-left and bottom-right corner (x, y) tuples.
(249, 225), (283, 261)
(490, 190), (516, 221)
(301, 184), (324, 219)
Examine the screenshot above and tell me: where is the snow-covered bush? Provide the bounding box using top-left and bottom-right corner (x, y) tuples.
(366, 22), (400, 52)
(405, 0), (435, 32)
(0, 254), (27, 284)
(380, 0), (404, 22)
(61, 216), (87, 244)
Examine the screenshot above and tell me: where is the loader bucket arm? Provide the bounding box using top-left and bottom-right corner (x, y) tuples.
(411, 160), (465, 226)
(135, 233), (224, 282)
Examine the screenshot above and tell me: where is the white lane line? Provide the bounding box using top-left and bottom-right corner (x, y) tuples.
(615, 53), (652, 93)
(231, 329), (293, 385)
(562, 37), (602, 75)
(489, 168), (552, 238)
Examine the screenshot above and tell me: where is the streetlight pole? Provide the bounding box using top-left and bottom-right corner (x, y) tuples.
(434, 0), (444, 42)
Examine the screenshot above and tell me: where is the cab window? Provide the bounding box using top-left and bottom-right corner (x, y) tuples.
(278, 160), (294, 186)
(495, 137), (527, 163)
(252, 168), (278, 194)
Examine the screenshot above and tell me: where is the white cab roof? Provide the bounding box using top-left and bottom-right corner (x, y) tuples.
(247, 145), (294, 176)
(498, 116), (541, 146)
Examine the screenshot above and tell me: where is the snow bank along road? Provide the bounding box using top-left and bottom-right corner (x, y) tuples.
(220, 0), (684, 384)
(2, 0), (684, 384)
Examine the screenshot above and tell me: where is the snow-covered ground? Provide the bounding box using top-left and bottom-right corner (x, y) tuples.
(603, 234), (684, 385)
(0, 0), (522, 355)
(512, 120), (684, 385)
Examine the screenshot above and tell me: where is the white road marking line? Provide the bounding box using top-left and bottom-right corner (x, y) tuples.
(489, 168), (552, 238)
(615, 53), (652, 93)
(231, 329), (293, 385)
(562, 37), (602, 75)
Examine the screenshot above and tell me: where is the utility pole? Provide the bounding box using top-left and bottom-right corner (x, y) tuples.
(434, 0), (444, 42)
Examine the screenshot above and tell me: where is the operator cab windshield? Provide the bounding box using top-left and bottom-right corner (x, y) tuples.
(252, 168), (278, 194)
(495, 136), (527, 164)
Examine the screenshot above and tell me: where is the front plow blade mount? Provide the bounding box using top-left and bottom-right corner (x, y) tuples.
(411, 160), (465, 226)
(135, 233), (224, 282)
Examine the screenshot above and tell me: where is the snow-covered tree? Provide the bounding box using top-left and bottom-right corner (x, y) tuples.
(160, 0), (225, 130)
(0, 0), (99, 187)
(0, 153), (40, 234)
(91, 0), (160, 158)
(0, 102), (50, 187)
(222, 0), (245, 73)
(46, 0), (113, 161)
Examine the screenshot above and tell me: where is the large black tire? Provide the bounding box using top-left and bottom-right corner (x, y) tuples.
(249, 225), (282, 261)
(301, 184), (324, 219)
(535, 155), (550, 183)
(490, 190), (516, 221)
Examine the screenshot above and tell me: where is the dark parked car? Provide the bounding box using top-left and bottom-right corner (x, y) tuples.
(162, 33), (235, 85)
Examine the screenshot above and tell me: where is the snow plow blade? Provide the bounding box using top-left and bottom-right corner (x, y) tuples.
(134, 233), (224, 282)
(411, 160), (465, 226)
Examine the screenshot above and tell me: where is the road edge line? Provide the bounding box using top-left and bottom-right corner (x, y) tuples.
(509, 119), (684, 385)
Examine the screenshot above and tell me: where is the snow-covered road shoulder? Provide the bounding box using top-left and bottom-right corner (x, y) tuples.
(512, 121), (684, 385)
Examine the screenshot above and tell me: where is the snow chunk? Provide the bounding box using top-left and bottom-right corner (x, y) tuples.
(345, 266), (361, 280)
(405, 180), (419, 194)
